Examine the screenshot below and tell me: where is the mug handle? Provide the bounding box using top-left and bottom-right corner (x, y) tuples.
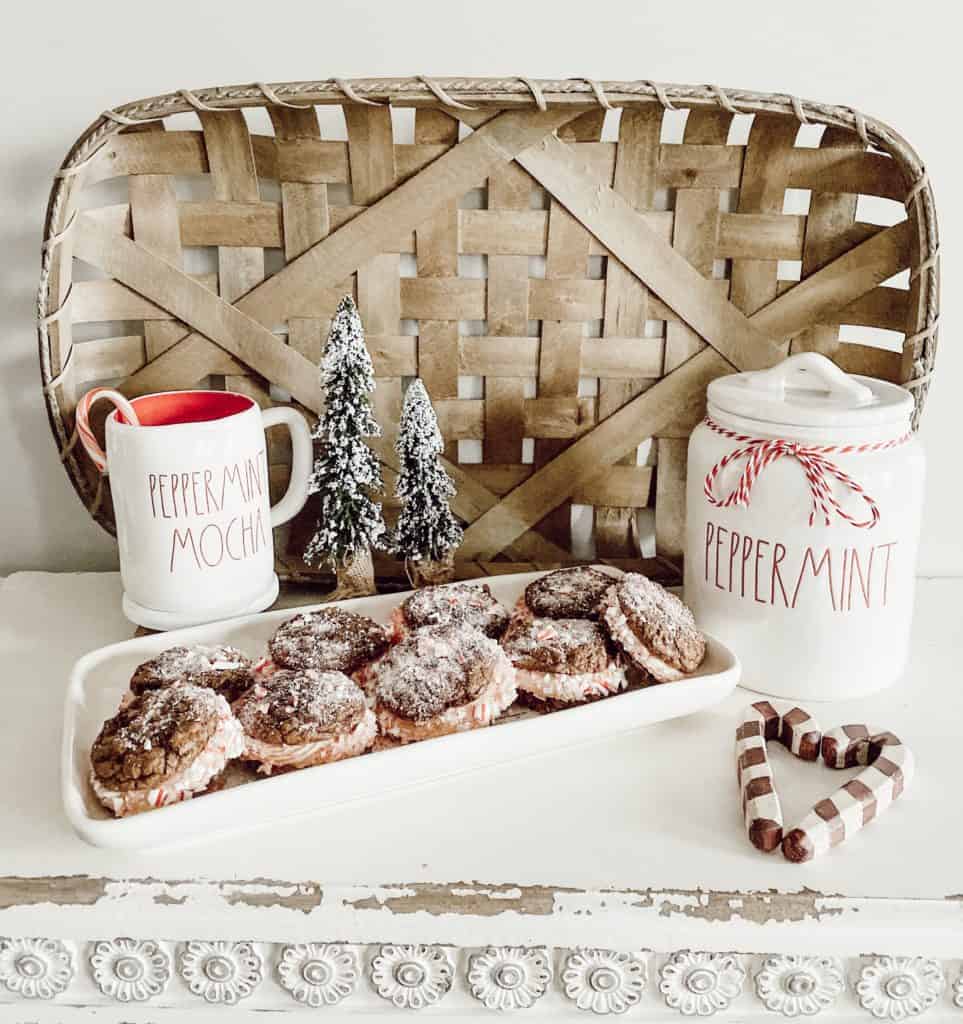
(75, 387), (140, 473)
(262, 406), (314, 527)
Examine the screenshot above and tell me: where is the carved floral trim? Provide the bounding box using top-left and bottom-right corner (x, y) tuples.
(0, 938), (74, 1000)
(660, 950), (746, 1016)
(1, 935), (962, 1015)
(754, 955), (845, 1017)
(370, 944), (453, 1010)
(953, 969), (963, 1009)
(277, 943), (359, 1006)
(562, 948), (646, 1014)
(178, 940), (263, 1004)
(90, 938), (171, 1002)
(856, 956), (944, 1021)
(468, 946), (552, 1011)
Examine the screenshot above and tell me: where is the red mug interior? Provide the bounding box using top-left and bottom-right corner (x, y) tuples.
(115, 391), (254, 427)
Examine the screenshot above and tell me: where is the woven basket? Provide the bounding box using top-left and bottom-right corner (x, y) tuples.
(37, 77), (939, 585)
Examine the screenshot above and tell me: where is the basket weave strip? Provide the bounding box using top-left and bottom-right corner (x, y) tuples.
(37, 77), (939, 581)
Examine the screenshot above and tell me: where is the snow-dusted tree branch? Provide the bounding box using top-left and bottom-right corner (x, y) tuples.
(392, 379), (462, 580)
(304, 296), (386, 579)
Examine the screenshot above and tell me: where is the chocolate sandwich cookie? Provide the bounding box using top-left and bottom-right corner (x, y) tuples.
(520, 566), (615, 622)
(388, 583), (510, 642)
(90, 684), (244, 817)
(600, 573), (706, 682)
(261, 608), (389, 685)
(373, 625), (517, 743)
(234, 669), (376, 774)
(129, 644), (255, 703)
(502, 615), (627, 711)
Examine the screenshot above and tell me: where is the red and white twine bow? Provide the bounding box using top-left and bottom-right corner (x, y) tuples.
(702, 417), (910, 529)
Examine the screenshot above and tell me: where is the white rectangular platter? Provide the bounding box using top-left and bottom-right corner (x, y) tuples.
(62, 568), (740, 849)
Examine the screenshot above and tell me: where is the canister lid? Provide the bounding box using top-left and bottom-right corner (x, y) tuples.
(707, 352), (914, 429)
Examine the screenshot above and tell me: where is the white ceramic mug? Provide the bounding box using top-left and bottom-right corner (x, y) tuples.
(76, 388), (313, 629)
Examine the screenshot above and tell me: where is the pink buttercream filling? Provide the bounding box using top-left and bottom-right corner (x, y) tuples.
(353, 655), (388, 706)
(243, 707), (377, 774)
(514, 663), (627, 702)
(253, 655), (279, 681)
(377, 656), (517, 743)
(387, 606), (408, 643)
(90, 704), (245, 817)
(509, 595), (534, 624)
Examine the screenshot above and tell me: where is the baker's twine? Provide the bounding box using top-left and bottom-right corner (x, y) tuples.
(702, 417), (911, 530)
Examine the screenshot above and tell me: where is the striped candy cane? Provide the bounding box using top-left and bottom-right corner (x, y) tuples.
(703, 417), (910, 529)
(75, 387), (140, 473)
(736, 700), (822, 852)
(783, 727), (913, 863)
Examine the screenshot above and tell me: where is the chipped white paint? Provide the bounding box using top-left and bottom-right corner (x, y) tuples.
(4, 879), (963, 960)
(452, 885), (525, 901)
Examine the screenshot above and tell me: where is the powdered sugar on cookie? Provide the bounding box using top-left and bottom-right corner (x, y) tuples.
(523, 567), (614, 619)
(377, 655), (516, 742)
(600, 574), (706, 681)
(130, 644), (255, 702)
(502, 617), (610, 671)
(134, 645), (249, 683)
(502, 614), (625, 704)
(268, 608), (388, 674)
(235, 670), (368, 744)
(374, 625), (516, 739)
(394, 583), (509, 639)
(90, 690), (244, 817)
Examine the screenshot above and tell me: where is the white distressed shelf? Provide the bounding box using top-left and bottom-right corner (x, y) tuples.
(1, 571), (961, 1021)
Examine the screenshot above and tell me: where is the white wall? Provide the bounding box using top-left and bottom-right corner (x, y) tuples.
(2, 0), (958, 575)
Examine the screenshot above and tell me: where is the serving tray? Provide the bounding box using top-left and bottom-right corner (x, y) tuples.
(62, 568), (740, 849)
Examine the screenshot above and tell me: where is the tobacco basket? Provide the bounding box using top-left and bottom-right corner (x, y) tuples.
(37, 77), (939, 584)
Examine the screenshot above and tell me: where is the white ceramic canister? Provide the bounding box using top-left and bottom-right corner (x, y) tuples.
(684, 352), (925, 701)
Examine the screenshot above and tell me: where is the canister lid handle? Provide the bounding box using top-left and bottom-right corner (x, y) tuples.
(745, 352), (875, 405)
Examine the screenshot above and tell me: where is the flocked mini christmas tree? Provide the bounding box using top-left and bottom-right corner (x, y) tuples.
(304, 295), (386, 596)
(392, 378), (463, 585)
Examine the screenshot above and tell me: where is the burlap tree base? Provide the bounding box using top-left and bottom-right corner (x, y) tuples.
(326, 547), (377, 602)
(406, 552), (456, 588)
